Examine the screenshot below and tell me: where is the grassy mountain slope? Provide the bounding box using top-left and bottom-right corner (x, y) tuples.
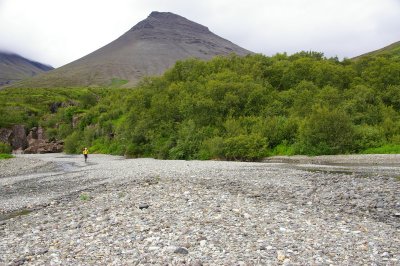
(352, 41), (400, 61)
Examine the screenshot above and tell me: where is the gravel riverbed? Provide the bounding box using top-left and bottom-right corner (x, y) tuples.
(0, 153), (399, 265)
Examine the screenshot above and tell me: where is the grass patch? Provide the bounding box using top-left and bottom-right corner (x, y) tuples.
(0, 154), (13, 159)
(269, 143), (296, 156)
(110, 78), (129, 87)
(79, 193), (91, 201)
(362, 144), (400, 154)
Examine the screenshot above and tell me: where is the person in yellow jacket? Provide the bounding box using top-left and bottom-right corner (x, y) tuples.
(83, 147), (89, 162)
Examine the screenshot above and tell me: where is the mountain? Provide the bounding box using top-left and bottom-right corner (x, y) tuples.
(0, 52), (53, 87)
(12, 11), (252, 88)
(352, 41), (400, 61)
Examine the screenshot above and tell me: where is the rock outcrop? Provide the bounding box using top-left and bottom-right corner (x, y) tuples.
(24, 127), (63, 154)
(10, 125), (29, 153)
(0, 128), (13, 144)
(23, 139), (64, 154)
(0, 125), (63, 154)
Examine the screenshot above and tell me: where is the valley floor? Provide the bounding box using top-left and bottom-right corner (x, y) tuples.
(0, 154), (399, 265)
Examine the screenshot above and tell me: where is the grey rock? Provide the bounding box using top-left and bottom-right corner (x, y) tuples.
(174, 247), (189, 255)
(138, 203), (150, 210)
(376, 201), (385, 209)
(10, 257), (28, 266)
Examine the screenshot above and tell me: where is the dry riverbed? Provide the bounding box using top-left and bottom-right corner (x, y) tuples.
(0, 153), (399, 265)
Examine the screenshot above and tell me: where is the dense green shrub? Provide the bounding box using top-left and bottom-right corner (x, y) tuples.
(354, 125), (385, 150)
(63, 132), (83, 154)
(0, 142), (12, 154)
(298, 107), (355, 155)
(223, 134), (268, 161)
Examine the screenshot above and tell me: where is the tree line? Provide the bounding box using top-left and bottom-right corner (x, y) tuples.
(1, 51), (400, 160)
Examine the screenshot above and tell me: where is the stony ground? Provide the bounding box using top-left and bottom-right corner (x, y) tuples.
(0, 153), (399, 265)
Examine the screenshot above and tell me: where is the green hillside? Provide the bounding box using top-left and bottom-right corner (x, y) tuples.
(0, 52), (53, 87)
(0, 87), (110, 130)
(1, 51), (400, 160)
(352, 41), (400, 61)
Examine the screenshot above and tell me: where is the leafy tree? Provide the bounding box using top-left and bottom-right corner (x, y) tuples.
(298, 106), (355, 155)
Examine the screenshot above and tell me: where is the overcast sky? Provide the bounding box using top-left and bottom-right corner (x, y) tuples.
(0, 0), (399, 68)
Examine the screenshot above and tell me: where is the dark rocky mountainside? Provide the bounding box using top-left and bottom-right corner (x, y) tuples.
(0, 52), (53, 87)
(13, 11), (252, 88)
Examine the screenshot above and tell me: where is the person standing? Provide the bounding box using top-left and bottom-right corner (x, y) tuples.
(83, 147), (89, 162)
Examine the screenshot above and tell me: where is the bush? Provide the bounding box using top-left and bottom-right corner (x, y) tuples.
(169, 120), (201, 160)
(0, 154), (13, 159)
(0, 142), (12, 154)
(270, 141), (295, 156)
(223, 134), (268, 161)
(125, 143), (142, 158)
(64, 131), (83, 154)
(354, 125), (385, 150)
(200, 136), (225, 160)
(362, 144), (400, 154)
(298, 107), (355, 155)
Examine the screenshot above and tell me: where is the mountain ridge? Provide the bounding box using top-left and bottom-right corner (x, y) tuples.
(0, 52), (53, 87)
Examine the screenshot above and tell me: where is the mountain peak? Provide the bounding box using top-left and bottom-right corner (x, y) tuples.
(148, 11), (179, 18)
(11, 12), (251, 88)
(130, 11), (210, 34)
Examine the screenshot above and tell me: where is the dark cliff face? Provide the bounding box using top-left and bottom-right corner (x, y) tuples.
(0, 52), (53, 87)
(12, 12), (253, 88)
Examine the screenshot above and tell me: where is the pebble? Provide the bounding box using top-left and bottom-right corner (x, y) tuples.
(277, 250), (286, 262)
(174, 247), (189, 255)
(138, 203), (150, 210)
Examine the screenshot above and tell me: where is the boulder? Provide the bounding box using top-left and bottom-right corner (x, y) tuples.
(24, 140), (64, 154)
